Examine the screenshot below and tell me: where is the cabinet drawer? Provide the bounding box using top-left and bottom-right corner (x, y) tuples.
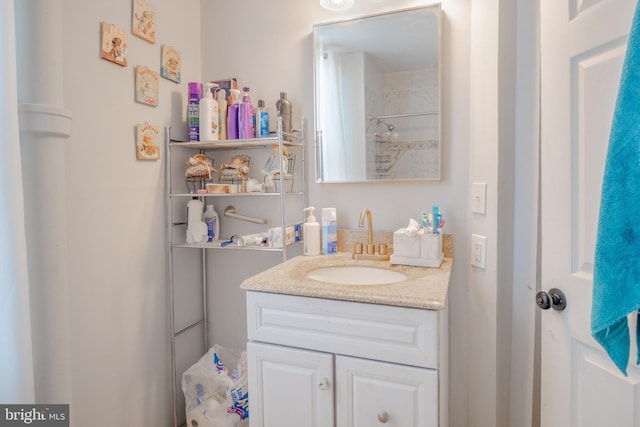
(246, 291), (441, 369)
(336, 355), (438, 427)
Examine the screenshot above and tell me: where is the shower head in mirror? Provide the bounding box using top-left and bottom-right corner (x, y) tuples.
(376, 119), (395, 132)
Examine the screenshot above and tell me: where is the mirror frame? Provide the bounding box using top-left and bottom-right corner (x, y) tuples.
(313, 4), (442, 183)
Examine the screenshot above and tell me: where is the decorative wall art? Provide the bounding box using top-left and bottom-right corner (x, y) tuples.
(100, 22), (128, 67)
(161, 45), (182, 83)
(136, 123), (161, 160)
(132, 0), (156, 43)
(135, 65), (159, 106)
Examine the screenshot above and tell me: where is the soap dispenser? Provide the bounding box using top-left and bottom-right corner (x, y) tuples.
(303, 207), (321, 256)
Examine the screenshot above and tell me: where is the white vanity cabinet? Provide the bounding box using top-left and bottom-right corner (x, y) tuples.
(246, 291), (448, 427)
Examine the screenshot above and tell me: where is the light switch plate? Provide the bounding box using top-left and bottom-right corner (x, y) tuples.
(471, 234), (487, 269)
(471, 182), (487, 214)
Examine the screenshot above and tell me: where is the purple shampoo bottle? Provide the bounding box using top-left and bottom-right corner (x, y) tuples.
(227, 89), (240, 139)
(238, 87), (254, 139)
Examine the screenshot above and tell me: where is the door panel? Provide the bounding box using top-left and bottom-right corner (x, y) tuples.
(540, 0), (639, 426)
(247, 342), (334, 427)
(572, 341), (640, 427)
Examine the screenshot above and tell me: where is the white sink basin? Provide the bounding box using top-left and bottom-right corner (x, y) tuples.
(306, 266), (407, 286)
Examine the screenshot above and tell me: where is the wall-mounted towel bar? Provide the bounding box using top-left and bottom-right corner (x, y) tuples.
(368, 111), (439, 120)
(224, 206), (267, 224)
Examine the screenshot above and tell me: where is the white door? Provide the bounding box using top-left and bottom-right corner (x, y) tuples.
(540, 0), (640, 426)
(247, 342), (334, 427)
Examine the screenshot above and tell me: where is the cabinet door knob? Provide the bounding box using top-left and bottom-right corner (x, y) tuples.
(377, 411), (389, 423)
(318, 377), (330, 390)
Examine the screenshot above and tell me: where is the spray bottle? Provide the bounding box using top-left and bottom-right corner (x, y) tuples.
(188, 82), (203, 141)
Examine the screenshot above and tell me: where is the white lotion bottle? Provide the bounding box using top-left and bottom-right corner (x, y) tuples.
(186, 199), (207, 243)
(199, 82), (219, 141)
(202, 204), (220, 242)
(303, 207), (320, 256)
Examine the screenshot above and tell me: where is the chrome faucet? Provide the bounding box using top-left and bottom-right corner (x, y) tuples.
(353, 208), (389, 260)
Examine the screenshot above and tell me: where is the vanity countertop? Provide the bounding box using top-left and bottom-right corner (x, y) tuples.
(240, 252), (452, 310)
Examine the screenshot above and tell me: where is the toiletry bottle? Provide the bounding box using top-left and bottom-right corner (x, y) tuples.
(202, 204), (220, 242)
(254, 99), (269, 138)
(238, 87), (255, 139)
(275, 92), (292, 141)
(188, 82), (203, 141)
(199, 83), (219, 141)
(186, 199), (207, 243)
(303, 207), (321, 256)
(217, 88), (228, 140)
(227, 89), (241, 139)
(322, 207), (337, 255)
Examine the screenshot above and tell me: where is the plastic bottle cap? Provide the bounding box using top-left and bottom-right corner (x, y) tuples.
(304, 207), (316, 222)
(204, 83), (217, 98)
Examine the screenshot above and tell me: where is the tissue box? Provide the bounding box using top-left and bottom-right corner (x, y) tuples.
(390, 229), (443, 268)
(392, 229), (422, 258)
(268, 224), (301, 248)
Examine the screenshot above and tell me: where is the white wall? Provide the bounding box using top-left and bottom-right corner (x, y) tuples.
(21, 0), (539, 426)
(59, 1), (201, 426)
(202, 1), (471, 427)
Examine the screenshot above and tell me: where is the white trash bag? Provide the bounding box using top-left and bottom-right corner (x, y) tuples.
(182, 345), (249, 427)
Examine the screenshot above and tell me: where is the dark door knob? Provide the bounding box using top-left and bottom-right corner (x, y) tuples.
(536, 288), (567, 311)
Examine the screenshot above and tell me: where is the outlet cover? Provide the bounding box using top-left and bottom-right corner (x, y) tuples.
(471, 182), (487, 214)
(471, 234), (487, 269)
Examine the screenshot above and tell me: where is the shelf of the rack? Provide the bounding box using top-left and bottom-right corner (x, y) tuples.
(169, 137), (302, 150)
(171, 241), (300, 251)
(169, 191), (304, 198)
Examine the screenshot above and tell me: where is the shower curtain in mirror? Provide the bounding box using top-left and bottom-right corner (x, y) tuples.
(0, 0), (36, 403)
(318, 47), (348, 179)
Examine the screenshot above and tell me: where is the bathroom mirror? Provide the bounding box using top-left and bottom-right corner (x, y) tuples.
(313, 5), (441, 182)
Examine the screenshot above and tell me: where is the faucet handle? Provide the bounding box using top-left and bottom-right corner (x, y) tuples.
(354, 242), (364, 254)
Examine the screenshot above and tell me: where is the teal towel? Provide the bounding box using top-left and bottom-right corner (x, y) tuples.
(592, 1), (640, 376)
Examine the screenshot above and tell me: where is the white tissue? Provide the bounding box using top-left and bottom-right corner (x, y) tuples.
(404, 218), (422, 237)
